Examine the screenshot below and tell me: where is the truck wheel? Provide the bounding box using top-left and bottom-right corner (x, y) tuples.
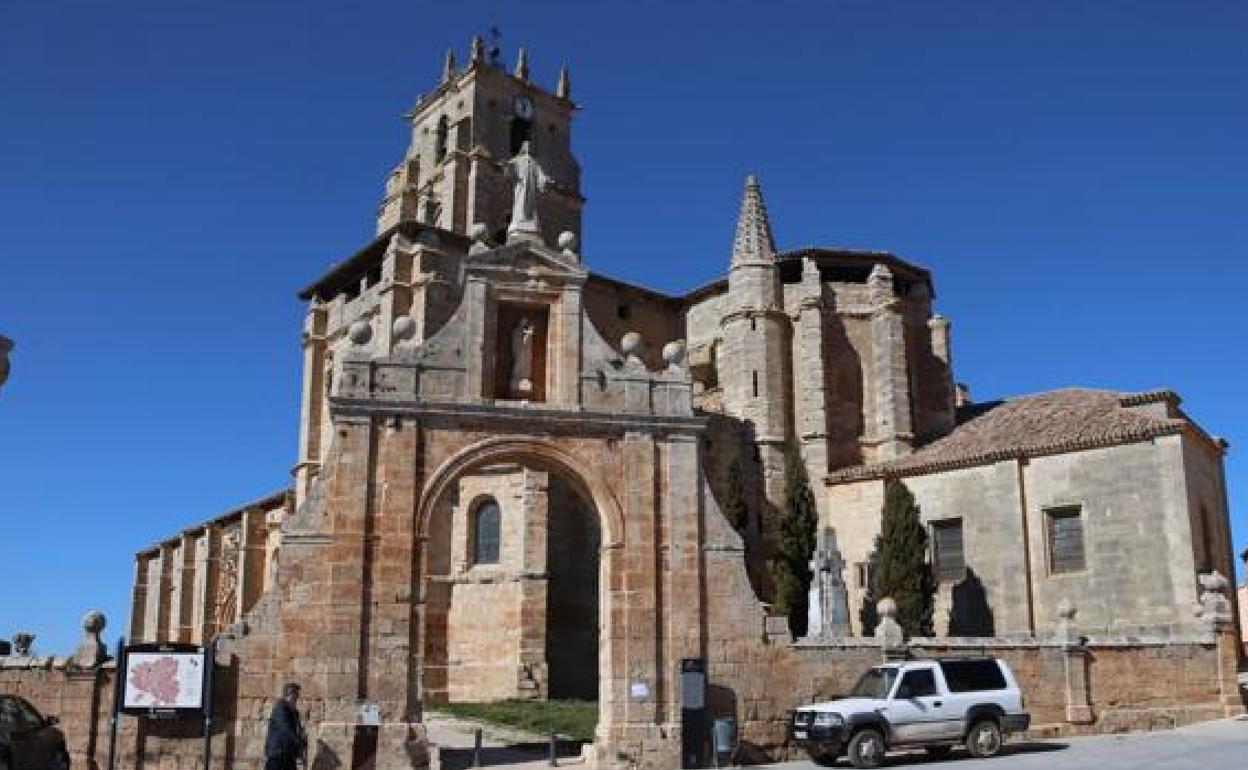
(966, 719), (1002, 758)
(847, 728), (886, 769)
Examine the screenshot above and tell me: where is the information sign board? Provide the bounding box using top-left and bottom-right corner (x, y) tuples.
(121, 643), (207, 716)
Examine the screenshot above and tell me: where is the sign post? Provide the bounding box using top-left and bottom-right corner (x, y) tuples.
(106, 636), (126, 770)
(202, 636), (216, 770)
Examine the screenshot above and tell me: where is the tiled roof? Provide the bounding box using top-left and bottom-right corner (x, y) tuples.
(827, 388), (1194, 483)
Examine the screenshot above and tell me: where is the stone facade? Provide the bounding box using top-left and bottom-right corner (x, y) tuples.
(107, 40), (1242, 769)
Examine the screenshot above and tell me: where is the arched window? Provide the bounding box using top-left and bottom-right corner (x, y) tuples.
(472, 499), (501, 564)
(435, 116), (449, 163)
(510, 117), (531, 156)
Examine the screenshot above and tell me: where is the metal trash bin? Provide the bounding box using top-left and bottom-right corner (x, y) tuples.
(712, 717), (736, 766)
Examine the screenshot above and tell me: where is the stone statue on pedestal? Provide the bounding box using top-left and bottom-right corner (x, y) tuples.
(506, 141), (548, 238)
(510, 317), (536, 397)
(806, 527), (851, 637)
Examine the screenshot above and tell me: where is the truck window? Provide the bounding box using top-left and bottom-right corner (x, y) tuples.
(895, 669), (937, 698)
(939, 659), (1006, 692)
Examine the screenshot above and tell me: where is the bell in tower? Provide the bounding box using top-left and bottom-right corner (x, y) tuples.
(376, 39), (583, 250)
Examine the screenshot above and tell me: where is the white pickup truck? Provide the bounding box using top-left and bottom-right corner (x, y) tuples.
(789, 657), (1030, 768)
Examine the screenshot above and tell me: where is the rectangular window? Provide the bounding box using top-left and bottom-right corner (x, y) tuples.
(1047, 506), (1086, 574)
(931, 518), (965, 582)
(939, 659), (1006, 692)
(752, 371), (759, 398)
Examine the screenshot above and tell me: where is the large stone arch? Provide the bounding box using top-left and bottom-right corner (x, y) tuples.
(415, 435), (626, 547)
(414, 434), (625, 742)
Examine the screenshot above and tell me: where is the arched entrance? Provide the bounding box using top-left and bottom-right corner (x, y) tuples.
(415, 438), (623, 747)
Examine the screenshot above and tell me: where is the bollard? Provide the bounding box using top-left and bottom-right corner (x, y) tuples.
(473, 727), (483, 768)
(549, 730), (558, 767)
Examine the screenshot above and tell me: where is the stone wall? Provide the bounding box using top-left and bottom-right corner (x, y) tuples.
(826, 436), (1233, 639)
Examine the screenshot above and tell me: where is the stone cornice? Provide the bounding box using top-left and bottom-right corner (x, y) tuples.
(826, 423), (1186, 485)
(328, 396), (707, 435)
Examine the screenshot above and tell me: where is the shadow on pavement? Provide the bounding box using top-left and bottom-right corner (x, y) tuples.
(440, 741), (587, 770)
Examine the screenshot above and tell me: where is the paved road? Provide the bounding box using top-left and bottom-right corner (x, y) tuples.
(758, 717), (1248, 770)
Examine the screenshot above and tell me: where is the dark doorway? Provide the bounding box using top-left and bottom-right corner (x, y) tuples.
(545, 475), (601, 700)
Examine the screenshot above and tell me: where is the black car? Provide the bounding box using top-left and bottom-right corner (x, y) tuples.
(0, 695), (69, 770)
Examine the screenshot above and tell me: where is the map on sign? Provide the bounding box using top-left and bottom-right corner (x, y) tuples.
(123, 650), (205, 711)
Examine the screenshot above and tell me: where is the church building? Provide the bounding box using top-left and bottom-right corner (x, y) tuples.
(126, 40), (1240, 769)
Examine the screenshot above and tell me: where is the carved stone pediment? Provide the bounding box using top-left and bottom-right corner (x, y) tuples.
(464, 241), (586, 289)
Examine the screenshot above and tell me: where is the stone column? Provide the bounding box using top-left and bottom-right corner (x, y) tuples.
(660, 434), (704, 727)
(619, 432), (662, 733)
(865, 264), (913, 461)
(1055, 600), (1093, 724)
(1194, 572), (1247, 717)
(170, 534), (196, 643)
(794, 259), (829, 485)
(518, 468), (550, 699)
(295, 301), (329, 508)
(238, 506), (267, 620)
(464, 276), (490, 399)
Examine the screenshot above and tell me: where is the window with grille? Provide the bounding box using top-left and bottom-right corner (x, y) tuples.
(931, 518), (965, 582)
(472, 499), (501, 565)
(1046, 506), (1085, 574)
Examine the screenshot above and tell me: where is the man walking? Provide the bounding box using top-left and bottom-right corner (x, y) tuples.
(265, 682), (307, 770)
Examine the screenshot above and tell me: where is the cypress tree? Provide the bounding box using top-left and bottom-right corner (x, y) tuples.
(858, 477), (935, 638)
(770, 446), (819, 636)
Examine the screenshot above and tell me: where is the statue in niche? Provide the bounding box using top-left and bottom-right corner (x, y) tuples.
(510, 317), (536, 397)
(506, 141), (548, 237)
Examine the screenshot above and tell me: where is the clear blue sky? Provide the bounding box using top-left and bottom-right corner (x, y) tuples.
(2, 0), (1246, 654)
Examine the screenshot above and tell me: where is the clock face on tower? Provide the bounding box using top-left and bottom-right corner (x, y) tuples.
(514, 95), (534, 121)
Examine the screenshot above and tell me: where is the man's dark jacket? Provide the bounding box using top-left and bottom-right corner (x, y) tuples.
(265, 698), (305, 768)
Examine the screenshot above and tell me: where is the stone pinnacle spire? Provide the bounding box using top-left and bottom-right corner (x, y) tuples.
(442, 48), (457, 83)
(730, 174), (777, 266)
(515, 47), (530, 81)
(470, 35), (485, 63)
(557, 63), (572, 99)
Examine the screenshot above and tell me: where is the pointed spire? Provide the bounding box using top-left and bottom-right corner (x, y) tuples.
(515, 47), (530, 81)
(442, 48), (457, 83)
(730, 174), (777, 266)
(470, 35), (485, 63)
(557, 63), (572, 99)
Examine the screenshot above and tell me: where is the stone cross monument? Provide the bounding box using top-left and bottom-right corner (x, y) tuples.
(806, 527), (851, 637)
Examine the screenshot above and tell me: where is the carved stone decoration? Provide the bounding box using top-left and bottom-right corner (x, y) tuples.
(1193, 570), (1233, 629)
(505, 141), (549, 239)
(11, 631), (34, 656)
(72, 611), (108, 668)
(873, 598), (904, 652)
(805, 527), (851, 638)
(1054, 598), (1079, 647)
(510, 317), (536, 397)
(348, 320), (373, 346)
(214, 524), (242, 629)
(661, 340), (686, 371)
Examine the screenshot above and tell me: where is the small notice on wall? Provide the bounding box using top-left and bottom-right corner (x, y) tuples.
(630, 681), (650, 701)
(356, 702), (381, 726)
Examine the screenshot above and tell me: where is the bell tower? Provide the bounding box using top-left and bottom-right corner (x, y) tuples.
(376, 39), (583, 248)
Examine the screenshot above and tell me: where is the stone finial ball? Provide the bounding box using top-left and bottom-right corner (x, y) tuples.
(877, 597), (897, 618)
(661, 340), (686, 366)
(620, 332), (642, 357)
(392, 315), (417, 342)
(1056, 598), (1076, 620)
(348, 320), (373, 346)
(469, 222), (489, 242)
(82, 610), (106, 634)
(557, 231), (578, 252)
